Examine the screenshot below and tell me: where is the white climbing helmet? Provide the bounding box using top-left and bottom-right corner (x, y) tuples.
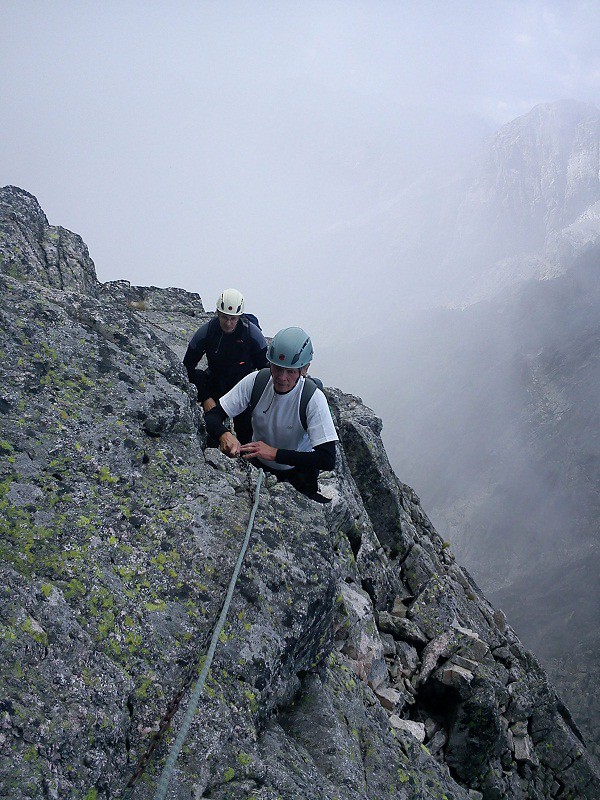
(216, 288), (244, 316)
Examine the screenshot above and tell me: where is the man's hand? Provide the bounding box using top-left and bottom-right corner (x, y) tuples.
(219, 431), (241, 457)
(240, 441), (278, 462)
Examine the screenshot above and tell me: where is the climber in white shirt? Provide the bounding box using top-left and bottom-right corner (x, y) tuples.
(204, 327), (338, 502)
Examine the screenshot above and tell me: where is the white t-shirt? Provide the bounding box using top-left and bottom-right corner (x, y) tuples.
(220, 372), (338, 471)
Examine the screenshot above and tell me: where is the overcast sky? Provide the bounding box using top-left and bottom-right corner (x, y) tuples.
(2, 1), (600, 337)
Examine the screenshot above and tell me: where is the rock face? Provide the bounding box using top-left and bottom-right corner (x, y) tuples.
(1, 186), (599, 799)
(0, 186), (100, 297)
(447, 100), (600, 297)
(320, 101), (600, 761)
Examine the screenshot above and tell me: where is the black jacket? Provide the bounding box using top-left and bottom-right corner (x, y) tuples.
(183, 316), (268, 401)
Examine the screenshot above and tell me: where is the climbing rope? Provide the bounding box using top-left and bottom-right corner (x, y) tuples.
(150, 467), (264, 800)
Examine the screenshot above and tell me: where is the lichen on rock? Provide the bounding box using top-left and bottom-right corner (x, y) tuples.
(1, 185), (599, 799)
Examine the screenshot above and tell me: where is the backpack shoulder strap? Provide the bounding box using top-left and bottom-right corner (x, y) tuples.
(242, 312), (262, 330)
(206, 315), (221, 341)
(299, 377), (321, 432)
(249, 368), (271, 412)
(249, 371), (321, 431)
(239, 316), (250, 340)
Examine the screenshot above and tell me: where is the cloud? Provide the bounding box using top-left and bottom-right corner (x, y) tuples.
(508, 1), (600, 95)
(1, 0), (599, 330)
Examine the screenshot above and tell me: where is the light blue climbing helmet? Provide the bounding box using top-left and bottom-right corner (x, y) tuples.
(267, 327), (314, 369)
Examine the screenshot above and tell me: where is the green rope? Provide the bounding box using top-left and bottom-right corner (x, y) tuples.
(152, 468), (264, 800)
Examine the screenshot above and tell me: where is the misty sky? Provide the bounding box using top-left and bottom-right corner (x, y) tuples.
(2, 1), (600, 338)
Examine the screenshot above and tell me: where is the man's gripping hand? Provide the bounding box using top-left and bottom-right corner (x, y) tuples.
(219, 431), (242, 457)
(240, 441), (277, 462)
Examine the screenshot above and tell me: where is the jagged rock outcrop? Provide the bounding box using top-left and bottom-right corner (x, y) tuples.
(322, 101), (600, 762)
(0, 186), (100, 297)
(1, 186), (599, 799)
(448, 100), (600, 292)
(354, 231), (600, 766)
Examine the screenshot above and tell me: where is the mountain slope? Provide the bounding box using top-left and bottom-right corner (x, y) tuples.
(324, 243), (600, 764)
(444, 99), (600, 302)
(1, 186), (599, 799)
(318, 100), (600, 760)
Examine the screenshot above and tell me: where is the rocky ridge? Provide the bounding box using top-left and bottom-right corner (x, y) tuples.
(444, 100), (600, 306)
(318, 101), (600, 761)
(1, 186), (599, 799)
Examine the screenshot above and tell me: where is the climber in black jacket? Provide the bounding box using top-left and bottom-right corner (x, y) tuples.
(183, 288), (268, 444)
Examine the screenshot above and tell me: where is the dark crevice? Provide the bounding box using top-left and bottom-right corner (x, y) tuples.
(44, 226), (66, 290)
(414, 678), (462, 724)
(124, 733), (131, 763)
(126, 693), (135, 719)
(557, 697), (586, 744)
(345, 523), (362, 559)
(395, 544), (414, 569)
(361, 578), (376, 607)
(125, 692), (135, 763)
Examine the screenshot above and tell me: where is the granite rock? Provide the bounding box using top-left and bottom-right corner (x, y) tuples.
(1, 186), (598, 800)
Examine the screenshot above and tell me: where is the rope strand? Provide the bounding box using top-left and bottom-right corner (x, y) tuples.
(151, 468), (264, 800)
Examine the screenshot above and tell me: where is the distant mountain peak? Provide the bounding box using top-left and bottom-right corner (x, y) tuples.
(442, 98), (600, 300)
(512, 98), (600, 125)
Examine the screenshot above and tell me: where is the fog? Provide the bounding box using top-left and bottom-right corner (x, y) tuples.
(3, 1), (600, 744)
(4, 3), (599, 485)
(3, 1), (600, 339)
(3, 9), (599, 522)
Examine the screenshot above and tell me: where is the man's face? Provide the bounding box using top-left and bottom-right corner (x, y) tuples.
(270, 363), (301, 394)
(217, 311), (239, 334)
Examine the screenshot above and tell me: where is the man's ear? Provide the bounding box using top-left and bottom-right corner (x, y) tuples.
(301, 363), (311, 376)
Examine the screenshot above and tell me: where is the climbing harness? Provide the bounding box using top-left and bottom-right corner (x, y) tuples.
(148, 467), (263, 800)
(121, 467), (263, 799)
